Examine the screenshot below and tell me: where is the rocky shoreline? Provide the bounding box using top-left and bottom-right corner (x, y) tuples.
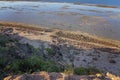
(0, 22), (120, 80)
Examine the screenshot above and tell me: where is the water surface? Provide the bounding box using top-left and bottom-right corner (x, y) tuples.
(0, 1), (120, 40)
(40, 0), (120, 6)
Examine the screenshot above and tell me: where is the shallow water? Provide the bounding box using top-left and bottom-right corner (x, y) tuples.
(0, 1), (120, 40)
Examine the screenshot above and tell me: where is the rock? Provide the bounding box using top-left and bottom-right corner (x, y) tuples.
(40, 32), (45, 35)
(109, 60), (116, 64)
(49, 72), (63, 80)
(4, 72), (114, 80)
(106, 72), (120, 80)
(1, 28), (13, 34)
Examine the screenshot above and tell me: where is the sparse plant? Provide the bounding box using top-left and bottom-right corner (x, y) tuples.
(45, 48), (55, 55)
(74, 67), (89, 75)
(64, 65), (74, 75)
(74, 67), (102, 75)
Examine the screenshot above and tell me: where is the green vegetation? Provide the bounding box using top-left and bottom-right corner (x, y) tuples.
(0, 56), (63, 79)
(0, 56), (102, 78)
(45, 48), (55, 55)
(74, 67), (102, 75)
(0, 55), (62, 73)
(63, 65), (102, 75)
(64, 65), (74, 75)
(0, 34), (63, 79)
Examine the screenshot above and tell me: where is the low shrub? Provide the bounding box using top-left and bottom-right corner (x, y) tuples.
(74, 67), (102, 75)
(64, 65), (74, 75)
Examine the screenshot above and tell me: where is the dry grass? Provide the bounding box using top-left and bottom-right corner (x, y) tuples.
(56, 30), (120, 48)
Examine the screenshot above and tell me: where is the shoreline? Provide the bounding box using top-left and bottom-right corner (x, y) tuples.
(0, 21), (120, 49)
